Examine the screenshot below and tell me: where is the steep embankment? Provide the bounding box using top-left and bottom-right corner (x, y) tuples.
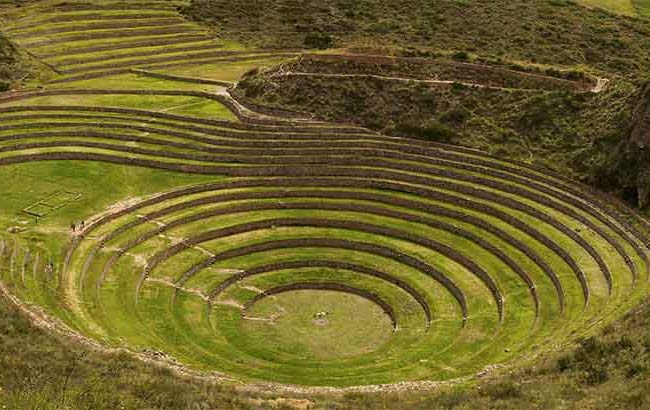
(0, 34), (21, 90)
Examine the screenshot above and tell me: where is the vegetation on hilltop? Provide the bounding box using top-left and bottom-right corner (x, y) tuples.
(183, 0), (650, 77)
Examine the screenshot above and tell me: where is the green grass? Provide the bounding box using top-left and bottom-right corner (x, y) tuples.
(0, 95), (642, 384)
(0, 0), (239, 85)
(632, 0), (650, 15)
(45, 40), (218, 66)
(0, 91), (238, 120)
(151, 57), (290, 82)
(0, 161), (219, 251)
(5, 286), (650, 409)
(21, 170), (643, 385)
(244, 291), (404, 361)
(578, 0), (638, 15)
(576, 0), (650, 16)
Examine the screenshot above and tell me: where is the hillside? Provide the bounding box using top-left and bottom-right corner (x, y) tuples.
(183, 0), (650, 207)
(183, 0), (650, 77)
(5, 285), (650, 410)
(233, 55), (650, 206)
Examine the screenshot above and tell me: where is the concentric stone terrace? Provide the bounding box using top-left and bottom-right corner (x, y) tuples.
(0, 86), (648, 386)
(1, 0), (650, 389)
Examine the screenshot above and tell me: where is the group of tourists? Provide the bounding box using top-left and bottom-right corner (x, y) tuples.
(70, 220), (85, 232)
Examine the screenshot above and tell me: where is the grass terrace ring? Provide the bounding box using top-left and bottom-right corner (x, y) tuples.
(39, 157), (648, 385)
(2, 100), (649, 386)
(0, 94), (644, 384)
(0, 6), (648, 386)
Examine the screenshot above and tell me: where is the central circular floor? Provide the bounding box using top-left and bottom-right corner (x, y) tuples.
(238, 289), (394, 361)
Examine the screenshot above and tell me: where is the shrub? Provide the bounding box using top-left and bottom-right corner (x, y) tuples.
(367, 20), (398, 34)
(440, 108), (471, 125)
(304, 32), (333, 49)
(556, 336), (640, 385)
(479, 382), (522, 400)
(396, 119), (458, 143)
(452, 51), (470, 61)
(584, 364), (609, 385)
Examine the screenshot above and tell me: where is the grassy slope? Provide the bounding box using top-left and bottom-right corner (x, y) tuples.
(0, 34), (20, 89)
(0, 291), (251, 410)
(633, 0), (650, 15)
(578, 0), (650, 16)
(579, 0), (638, 15)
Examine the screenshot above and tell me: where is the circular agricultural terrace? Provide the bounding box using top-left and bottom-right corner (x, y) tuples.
(0, 0), (649, 389)
(0, 88), (648, 387)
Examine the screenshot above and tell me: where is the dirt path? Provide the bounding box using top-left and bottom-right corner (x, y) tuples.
(591, 77), (611, 93)
(276, 71), (509, 90)
(274, 71), (608, 93)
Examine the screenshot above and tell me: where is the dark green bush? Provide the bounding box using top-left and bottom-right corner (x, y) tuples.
(440, 108), (471, 125)
(396, 119), (458, 143)
(452, 51), (470, 61)
(304, 32), (333, 49)
(479, 382), (522, 400)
